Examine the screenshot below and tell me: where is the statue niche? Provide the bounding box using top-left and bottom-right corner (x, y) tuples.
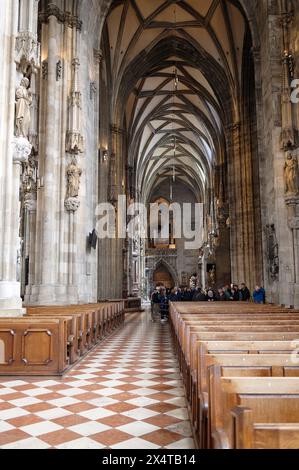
(15, 77), (32, 139)
(64, 158), (82, 212)
(284, 151), (299, 196)
(66, 159), (82, 199)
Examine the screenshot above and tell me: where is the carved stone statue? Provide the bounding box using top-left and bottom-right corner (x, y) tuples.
(284, 152), (299, 195)
(208, 265), (216, 286)
(23, 157), (36, 193)
(15, 77), (32, 139)
(66, 159), (82, 199)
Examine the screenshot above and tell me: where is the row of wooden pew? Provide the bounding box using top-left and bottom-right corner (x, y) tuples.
(169, 302), (299, 449)
(0, 301), (125, 376)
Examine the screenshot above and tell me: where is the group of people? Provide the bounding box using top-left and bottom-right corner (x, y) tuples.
(150, 283), (266, 322)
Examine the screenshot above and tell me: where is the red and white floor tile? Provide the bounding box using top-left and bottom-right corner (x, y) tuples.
(0, 311), (195, 449)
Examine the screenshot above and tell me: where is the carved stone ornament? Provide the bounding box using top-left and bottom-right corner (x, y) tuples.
(15, 31), (40, 73)
(288, 217), (299, 230)
(15, 78), (32, 139)
(66, 159), (82, 199)
(280, 126), (296, 151)
(93, 49), (103, 64)
(13, 137), (32, 164)
(22, 156), (37, 193)
(24, 192), (37, 212)
(265, 224), (279, 281)
(285, 195), (299, 229)
(284, 151), (299, 196)
(66, 131), (84, 154)
(64, 197), (80, 212)
(39, 4), (82, 31)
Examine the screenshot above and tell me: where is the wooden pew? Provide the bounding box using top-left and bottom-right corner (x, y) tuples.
(0, 317), (69, 375)
(168, 302), (299, 449)
(0, 301), (125, 376)
(232, 416), (299, 449)
(197, 350), (299, 448)
(209, 366), (299, 449)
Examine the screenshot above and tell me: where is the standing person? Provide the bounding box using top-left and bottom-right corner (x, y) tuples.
(224, 284), (233, 301)
(182, 287), (188, 301)
(230, 284), (240, 301)
(169, 288), (179, 302)
(159, 288), (169, 322)
(216, 288), (226, 301)
(240, 283), (251, 302)
(176, 288), (182, 301)
(151, 288), (160, 322)
(186, 288), (193, 301)
(253, 286), (265, 304)
(193, 288), (207, 302)
(206, 289), (216, 302)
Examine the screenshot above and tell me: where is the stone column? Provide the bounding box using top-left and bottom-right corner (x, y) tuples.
(26, 4), (84, 305)
(0, 0), (36, 316)
(226, 122), (244, 283)
(285, 195), (299, 306)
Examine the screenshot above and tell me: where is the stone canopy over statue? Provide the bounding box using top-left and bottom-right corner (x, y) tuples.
(284, 151), (299, 196)
(15, 77), (32, 139)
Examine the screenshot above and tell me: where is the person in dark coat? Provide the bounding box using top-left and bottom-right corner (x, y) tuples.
(253, 286), (266, 304)
(168, 288), (181, 302)
(239, 283), (251, 302)
(159, 289), (169, 321)
(231, 284), (240, 301)
(216, 288), (226, 301)
(193, 288), (207, 302)
(206, 289), (217, 302)
(224, 284), (233, 301)
(151, 288), (160, 322)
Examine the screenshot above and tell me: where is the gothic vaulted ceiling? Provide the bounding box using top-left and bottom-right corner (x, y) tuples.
(102, 0), (250, 203)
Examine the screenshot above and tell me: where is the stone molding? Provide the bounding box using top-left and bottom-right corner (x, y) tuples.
(66, 131), (84, 154)
(64, 197), (80, 212)
(285, 195), (299, 229)
(39, 4), (82, 31)
(15, 31), (40, 73)
(111, 125), (124, 135)
(12, 137), (32, 164)
(94, 49), (103, 64)
(24, 192), (37, 212)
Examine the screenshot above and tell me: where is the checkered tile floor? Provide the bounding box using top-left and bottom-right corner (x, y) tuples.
(0, 311), (195, 449)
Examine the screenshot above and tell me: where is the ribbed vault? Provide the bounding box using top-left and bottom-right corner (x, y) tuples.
(101, 0), (251, 204)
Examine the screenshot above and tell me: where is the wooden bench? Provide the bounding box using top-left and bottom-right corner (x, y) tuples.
(168, 302), (299, 449)
(0, 301), (125, 376)
(209, 366), (299, 449)
(197, 351), (299, 448)
(0, 317), (69, 375)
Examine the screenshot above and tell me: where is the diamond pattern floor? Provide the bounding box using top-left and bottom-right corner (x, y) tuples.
(0, 311), (195, 449)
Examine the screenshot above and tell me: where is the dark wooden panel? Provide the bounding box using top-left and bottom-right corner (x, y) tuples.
(21, 329), (53, 366)
(0, 329), (16, 365)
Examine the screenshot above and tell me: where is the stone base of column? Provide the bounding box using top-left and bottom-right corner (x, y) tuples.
(24, 284), (79, 306)
(0, 281), (26, 317)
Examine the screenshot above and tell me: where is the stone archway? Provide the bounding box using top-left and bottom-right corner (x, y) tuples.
(153, 265), (175, 290)
(151, 259), (179, 290)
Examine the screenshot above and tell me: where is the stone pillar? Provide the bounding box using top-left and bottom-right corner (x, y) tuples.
(26, 4), (84, 305)
(0, 0), (37, 316)
(226, 122), (244, 284)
